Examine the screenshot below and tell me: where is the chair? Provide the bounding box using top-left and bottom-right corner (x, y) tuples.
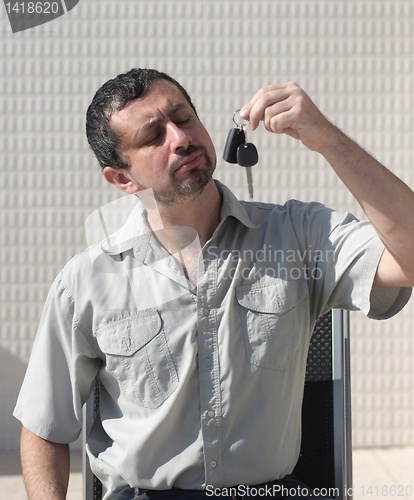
(292, 309), (353, 499)
(83, 377), (103, 500)
(83, 309), (352, 500)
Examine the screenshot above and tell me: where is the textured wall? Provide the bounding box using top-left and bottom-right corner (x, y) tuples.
(1, 0), (413, 453)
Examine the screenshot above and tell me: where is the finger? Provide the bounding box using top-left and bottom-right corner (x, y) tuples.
(239, 86), (268, 121)
(241, 84), (291, 130)
(267, 109), (299, 137)
(262, 98), (294, 133)
(239, 86), (277, 129)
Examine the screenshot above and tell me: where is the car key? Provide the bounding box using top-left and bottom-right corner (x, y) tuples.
(237, 124), (258, 199)
(237, 141), (258, 199)
(223, 110), (259, 199)
(244, 161), (254, 199)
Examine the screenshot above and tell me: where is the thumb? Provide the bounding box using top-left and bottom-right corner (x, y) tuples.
(239, 105), (251, 121)
(240, 103), (261, 131)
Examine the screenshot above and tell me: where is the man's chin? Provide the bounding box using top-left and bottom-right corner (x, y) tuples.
(155, 171), (214, 207)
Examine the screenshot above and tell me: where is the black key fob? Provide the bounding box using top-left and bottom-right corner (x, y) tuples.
(223, 127), (245, 163)
(237, 143), (259, 167)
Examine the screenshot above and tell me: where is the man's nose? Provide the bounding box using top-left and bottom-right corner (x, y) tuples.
(167, 122), (191, 151)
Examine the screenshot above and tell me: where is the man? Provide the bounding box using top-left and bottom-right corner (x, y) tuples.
(14, 68), (414, 499)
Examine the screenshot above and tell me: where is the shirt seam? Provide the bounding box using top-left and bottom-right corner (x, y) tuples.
(57, 273), (103, 358)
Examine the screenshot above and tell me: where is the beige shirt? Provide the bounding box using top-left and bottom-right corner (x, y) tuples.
(14, 181), (411, 499)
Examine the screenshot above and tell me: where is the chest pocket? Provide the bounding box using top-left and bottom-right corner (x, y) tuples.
(95, 310), (178, 408)
(236, 277), (308, 371)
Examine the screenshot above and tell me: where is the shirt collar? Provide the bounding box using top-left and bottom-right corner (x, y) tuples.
(100, 181), (258, 257)
(100, 198), (151, 257)
(215, 180), (258, 229)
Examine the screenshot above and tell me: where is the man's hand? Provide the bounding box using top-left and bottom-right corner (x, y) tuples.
(240, 82), (337, 153)
(20, 426), (70, 500)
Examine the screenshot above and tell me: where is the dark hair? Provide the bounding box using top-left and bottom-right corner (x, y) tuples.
(85, 68), (197, 170)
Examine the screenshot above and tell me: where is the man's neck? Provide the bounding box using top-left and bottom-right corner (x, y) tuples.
(142, 180), (221, 285)
(146, 180), (222, 247)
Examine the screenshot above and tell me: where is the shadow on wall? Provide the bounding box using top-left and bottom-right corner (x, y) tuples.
(0, 346), (27, 456)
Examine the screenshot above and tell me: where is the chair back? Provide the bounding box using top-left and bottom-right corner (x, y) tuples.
(293, 309), (353, 499)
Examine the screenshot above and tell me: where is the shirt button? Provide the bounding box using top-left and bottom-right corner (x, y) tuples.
(211, 461), (217, 468)
(205, 358), (213, 366)
(200, 307), (209, 317)
(207, 410), (215, 418)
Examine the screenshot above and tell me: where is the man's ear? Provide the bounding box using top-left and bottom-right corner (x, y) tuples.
(103, 166), (141, 194)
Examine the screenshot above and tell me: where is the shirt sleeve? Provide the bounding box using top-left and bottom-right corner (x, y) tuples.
(13, 271), (101, 444)
(292, 202), (412, 321)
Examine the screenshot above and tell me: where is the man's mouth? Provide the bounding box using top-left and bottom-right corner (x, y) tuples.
(175, 152), (203, 173)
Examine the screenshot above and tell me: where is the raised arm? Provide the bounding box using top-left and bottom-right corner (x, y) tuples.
(20, 426), (70, 500)
(240, 82), (414, 288)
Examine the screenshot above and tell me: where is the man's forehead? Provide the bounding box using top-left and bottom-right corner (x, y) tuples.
(111, 80), (189, 127)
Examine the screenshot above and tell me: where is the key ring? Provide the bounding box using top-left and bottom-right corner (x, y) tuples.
(232, 109), (248, 129)
(233, 109), (251, 143)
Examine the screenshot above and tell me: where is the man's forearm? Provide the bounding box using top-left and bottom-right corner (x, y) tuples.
(240, 82), (414, 285)
(20, 426), (70, 500)
(319, 125), (414, 284)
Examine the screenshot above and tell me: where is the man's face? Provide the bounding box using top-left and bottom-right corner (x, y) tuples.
(108, 80), (217, 206)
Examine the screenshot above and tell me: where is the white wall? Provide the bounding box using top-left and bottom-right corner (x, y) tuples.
(1, 0), (413, 453)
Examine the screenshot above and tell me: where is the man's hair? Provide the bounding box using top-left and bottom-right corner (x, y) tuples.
(85, 68), (197, 170)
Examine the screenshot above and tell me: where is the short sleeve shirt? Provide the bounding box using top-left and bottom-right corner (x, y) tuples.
(14, 181), (411, 498)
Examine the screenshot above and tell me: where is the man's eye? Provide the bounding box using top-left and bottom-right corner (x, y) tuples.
(145, 132), (161, 144)
(175, 117), (190, 125)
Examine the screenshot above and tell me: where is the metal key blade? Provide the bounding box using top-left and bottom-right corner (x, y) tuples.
(245, 166), (254, 199)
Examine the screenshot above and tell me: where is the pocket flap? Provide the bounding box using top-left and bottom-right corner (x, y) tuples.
(236, 276), (307, 314)
(95, 310), (162, 356)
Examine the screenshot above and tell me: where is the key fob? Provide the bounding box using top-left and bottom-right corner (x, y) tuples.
(223, 127), (245, 163)
(237, 143), (259, 167)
